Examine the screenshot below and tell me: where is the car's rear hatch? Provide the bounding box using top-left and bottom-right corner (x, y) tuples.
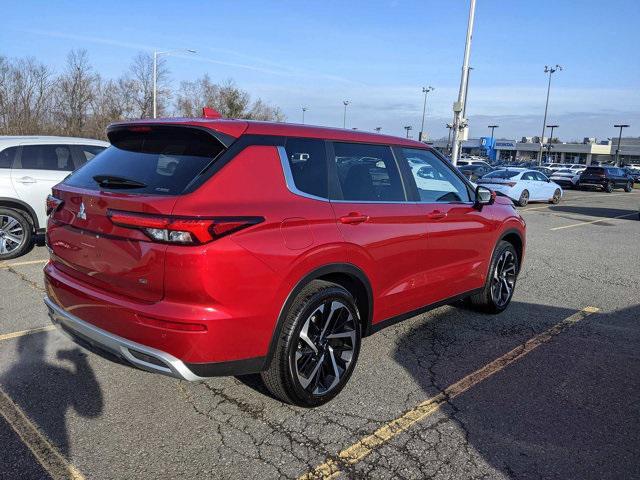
(47, 124), (231, 302)
(580, 167), (605, 182)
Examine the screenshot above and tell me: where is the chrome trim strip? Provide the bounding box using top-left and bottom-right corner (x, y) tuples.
(44, 296), (205, 381)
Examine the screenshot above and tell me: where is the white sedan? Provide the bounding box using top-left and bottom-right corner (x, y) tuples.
(476, 168), (563, 206)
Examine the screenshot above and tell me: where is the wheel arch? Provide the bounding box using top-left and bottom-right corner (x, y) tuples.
(264, 263), (373, 370)
(0, 197), (39, 230)
(498, 228), (524, 270)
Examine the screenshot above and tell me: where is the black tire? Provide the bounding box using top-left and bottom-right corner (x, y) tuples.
(0, 208), (33, 260)
(549, 189), (561, 204)
(518, 190), (529, 207)
(261, 280), (362, 407)
(604, 181), (614, 193)
(624, 182), (632, 192)
(468, 240), (519, 314)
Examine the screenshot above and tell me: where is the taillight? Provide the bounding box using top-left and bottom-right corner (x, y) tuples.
(46, 194), (64, 215)
(108, 210), (263, 245)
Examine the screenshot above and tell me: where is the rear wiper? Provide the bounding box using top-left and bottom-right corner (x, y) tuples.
(93, 175), (147, 189)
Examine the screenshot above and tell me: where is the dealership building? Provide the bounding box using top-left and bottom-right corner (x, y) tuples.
(429, 136), (640, 165)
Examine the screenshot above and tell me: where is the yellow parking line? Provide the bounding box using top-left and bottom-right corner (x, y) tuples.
(0, 259), (48, 269)
(0, 386), (85, 480)
(0, 326), (56, 343)
(550, 212), (638, 231)
(299, 306), (600, 480)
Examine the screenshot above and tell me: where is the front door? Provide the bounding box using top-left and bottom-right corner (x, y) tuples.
(398, 147), (496, 303)
(328, 141), (427, 323)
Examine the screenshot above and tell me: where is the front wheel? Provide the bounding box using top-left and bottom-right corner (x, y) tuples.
(549, 189), (561, 204)
(468, 241), (519, 313)
(261, 280), (361, 407)
(517, 190), (529, 207)
(604, 181), (614, 193)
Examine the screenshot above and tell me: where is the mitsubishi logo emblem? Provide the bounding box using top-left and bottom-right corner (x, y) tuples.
(77, 202), (86, 220)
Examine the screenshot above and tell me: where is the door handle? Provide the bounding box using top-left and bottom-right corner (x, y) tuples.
(17, 176), (37, 184)
(339, 213), (369, 225)
(426, 210), (447, 220)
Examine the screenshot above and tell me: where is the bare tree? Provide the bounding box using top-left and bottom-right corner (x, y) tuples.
(0, 56), (54, 135)
(126, 52), (170, 118)
(176, 76), (284, 121)
(54, 49), (98, 136)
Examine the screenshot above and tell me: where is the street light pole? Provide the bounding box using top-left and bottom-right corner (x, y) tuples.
(420, 86), (434, 142)
(446, 123), (453, 156)
(613, 124), (630, 166)
(537, 64), (562, 164)
(450, 0), (477, 166)
(462, 67), (474, 118)
(302, 107), (307, 124)
(153, 48), (196, 118)
(546, 124), (558, 162)
(342, 100), (350, 128)
(404, 126), (413, 138)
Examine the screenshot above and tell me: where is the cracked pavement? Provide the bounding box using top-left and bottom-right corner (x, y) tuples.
(0, 189), (639, 479)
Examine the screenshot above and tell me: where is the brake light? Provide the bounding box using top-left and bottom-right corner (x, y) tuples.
(108, 210), (263, 244)
(46, 194), (64, 215)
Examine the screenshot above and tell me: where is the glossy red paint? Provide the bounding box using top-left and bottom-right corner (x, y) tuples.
(44, 119), (526, 377)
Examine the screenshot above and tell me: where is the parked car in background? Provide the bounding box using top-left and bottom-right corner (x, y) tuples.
(550, 168), (582, 188)
(477, 168), (562, 206)
(579, 166), (634, 192)
(0, 136), (109, 259)
(457, 159), (492, 169)
(531, 166), (554, 177)
(44, 118), (526, 407)
(623, 167), (640, 184)
(546, 163), (565, 171)
(458, 164), (495, 182)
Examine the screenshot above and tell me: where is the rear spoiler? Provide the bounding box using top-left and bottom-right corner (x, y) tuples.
(106, 123), (237, 149)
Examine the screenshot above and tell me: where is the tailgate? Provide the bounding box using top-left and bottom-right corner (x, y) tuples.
(47, 188), (177, 302)
(46, 124), (229, 302)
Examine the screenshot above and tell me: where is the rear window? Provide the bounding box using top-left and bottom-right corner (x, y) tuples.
(483, 170), (520, 179)
(64, 126), (225, 195)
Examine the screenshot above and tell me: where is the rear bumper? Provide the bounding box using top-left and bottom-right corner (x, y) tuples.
(45, 296), (205, 381)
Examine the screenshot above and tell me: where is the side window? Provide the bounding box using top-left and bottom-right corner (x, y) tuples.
(17, 144), (74, 171)
(401, 148), (470, 203)
(74, 145), (107, 169)
(284, 138), (328, 199)
(331, 143), (404, 202)
(0, 147), (18, 168)
(535, 172), (548, 182)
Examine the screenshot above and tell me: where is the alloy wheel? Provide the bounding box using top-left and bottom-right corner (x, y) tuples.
(294, 300), (357, 396)
(0, 214), (25, 255)
(490, 250), (517, 308)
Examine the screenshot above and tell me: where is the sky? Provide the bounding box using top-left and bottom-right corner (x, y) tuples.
(2, 0), (639, 141)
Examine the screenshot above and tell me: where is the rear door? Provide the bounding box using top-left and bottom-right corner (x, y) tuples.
(327, 141), (427, 322)
(398, 148), (496, 303)
(48, 125), (227, 302)
(11, 144), (76, 227)
(520, 171), (540, 199)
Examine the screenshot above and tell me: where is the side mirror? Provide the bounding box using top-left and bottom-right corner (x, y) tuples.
(474, 185), (495, 208)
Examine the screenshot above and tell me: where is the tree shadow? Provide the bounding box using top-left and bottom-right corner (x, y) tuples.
(549, 205), (638, 220)
(1, 332), (104, 457)
(393, 301), (640, 479)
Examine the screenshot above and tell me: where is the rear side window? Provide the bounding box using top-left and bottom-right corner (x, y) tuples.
(0, 147), (17, 168)
(331, 143), (404, 202)
(584, 167), (604, 174)
(64, 126), (225, 195)
(74, 145), (107, 168)
(17, 144), (74, 171)
(484, 170), (520, 179)
(284, 138), (328, 198)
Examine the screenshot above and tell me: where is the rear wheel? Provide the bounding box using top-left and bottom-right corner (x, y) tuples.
(0, 208), (32, 260)
(604, 181), (614, 193)
(261, 280), (361, 407)
(468, 241), (519, 313)
(549, 189), (561, 204)
(624, 181), (633, 192)
(517, 190), (529, 207)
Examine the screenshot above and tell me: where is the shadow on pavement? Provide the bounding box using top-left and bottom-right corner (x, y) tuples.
(1, 333), (104, 457)
(394, 301), (640, 479)
(549, 205), (639, 220)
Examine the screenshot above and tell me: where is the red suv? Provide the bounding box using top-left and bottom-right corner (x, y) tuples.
(44, 117), (525, 406)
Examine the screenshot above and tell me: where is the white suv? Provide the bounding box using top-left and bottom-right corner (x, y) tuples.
(0, 136), (109, 259)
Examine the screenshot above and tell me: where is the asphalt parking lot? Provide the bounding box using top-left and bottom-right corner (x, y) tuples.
(1, 189), (639, 480)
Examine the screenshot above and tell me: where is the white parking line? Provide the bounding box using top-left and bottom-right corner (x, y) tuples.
(521, 191), (640, 212)
(550, 212), (638, 230)
(0, 259), (48, 269)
